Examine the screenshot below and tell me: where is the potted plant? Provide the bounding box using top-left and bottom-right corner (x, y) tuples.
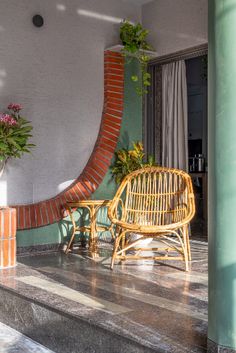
(0, 103), (35, 177)
(0, 103), (35, 268)
(111, 141), (155, 247)
(111, 141), (154, 183)
(119, 20), (154, 95)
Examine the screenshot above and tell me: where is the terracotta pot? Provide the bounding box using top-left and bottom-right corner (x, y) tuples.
(0, 207), (16, 268)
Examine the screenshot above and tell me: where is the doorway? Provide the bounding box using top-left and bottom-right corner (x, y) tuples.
(144, 45), (208, 240)
(186, 55), (208, 239)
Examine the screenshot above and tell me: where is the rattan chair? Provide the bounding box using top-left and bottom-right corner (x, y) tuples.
(108, 166), (195, 271)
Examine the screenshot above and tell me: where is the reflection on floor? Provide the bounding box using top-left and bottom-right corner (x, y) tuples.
(0, 321), (55, 353)
(0, 240), (208, 353)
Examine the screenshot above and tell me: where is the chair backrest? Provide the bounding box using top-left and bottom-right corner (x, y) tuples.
(117, 167), (195, 227)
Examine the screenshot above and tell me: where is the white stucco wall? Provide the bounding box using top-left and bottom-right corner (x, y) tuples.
(0, 0), (141, 205)
(142, 0), (208, 56)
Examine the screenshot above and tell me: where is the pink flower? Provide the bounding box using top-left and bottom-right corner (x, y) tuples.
(0, 113), (17, 126)
(7, 103), (23, 112)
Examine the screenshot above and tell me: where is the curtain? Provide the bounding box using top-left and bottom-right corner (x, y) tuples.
(162, 60), (188, 171)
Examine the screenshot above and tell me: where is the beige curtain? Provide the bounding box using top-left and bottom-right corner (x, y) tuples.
(162, 60), (188, 171)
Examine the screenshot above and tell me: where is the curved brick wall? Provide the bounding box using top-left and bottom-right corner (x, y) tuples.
(14, 50), (124, 230)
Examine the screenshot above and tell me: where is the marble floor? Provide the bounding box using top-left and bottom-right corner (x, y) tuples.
(0, 321), (55, 353)
(0, 240), (208, 353)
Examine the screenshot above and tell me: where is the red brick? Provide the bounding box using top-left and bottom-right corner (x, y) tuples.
(105, 95), (124, 103)
(40, 202), (49, 225)
(84, 169), (101, 186)
(93, 155), (109, 169)
(104, 114), (122, 125)
(103, 119), (121, 131)
(97, 146), (114, 158)
(88, 160), (107, 177)
(60, 194), (67, 205)
(75, 182), (90, 198)
(35, 204), (42, 227)
(86, 165), (104, 181)
(55, 197), (64, 219)
(104, 79), (124, 87)
(64, 190), (75, 202)
(100, 142), (115, 153)
(50, 199), (59, 221)
(102, 123), (120, 136)
(102, 127), (119, 140)
(17, 206), (24, 230)
(105, 101), (123, 111)
(79, 179), (94, 194)
(24, 206), (31, 229)
(81, 176), (97, 192)
(106, 108), (123, 117)
(29, 205), (36, 228)
(105, 74), (124, 82)
(100, 136), (117, 147)
(104, 63), (124, 74)
(104, 51), (123, 59)
(58, 196), (67, 214)
(95, 150), (112, 164)
(105, 85), (124, 95)
(69, 186), (80, 200)
(104, 57), (124, 65)
(12, 206), (18, 231)
(47, 201), (55, 224)
(107, 91), (124, 100)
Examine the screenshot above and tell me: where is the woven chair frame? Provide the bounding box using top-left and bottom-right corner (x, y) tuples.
(108, 166), (195, 271)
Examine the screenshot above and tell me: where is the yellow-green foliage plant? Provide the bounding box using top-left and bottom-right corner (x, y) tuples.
(111, 141), (155, 184)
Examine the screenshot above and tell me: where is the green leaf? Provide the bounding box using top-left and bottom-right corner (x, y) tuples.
(0, 143), (7, 151)
(131, 75), (138, 82)
(7, 137), (22, 150)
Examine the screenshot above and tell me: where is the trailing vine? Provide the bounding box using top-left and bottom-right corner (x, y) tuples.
(120, 20), (154, 95)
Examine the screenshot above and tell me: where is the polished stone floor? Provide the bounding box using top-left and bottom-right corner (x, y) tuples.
(0, 240), (207, 353)
(0, 321), (55, 353)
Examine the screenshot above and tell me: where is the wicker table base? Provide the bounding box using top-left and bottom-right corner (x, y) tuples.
(65, 200), (113, 254)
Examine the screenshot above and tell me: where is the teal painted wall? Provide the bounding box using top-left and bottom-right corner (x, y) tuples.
(16, 58), (142, 247)
(208, 0), (236, 349)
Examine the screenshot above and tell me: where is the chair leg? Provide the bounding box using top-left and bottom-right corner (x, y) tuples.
(65, 206), (76, 254)
(182, 227), (189, 272)
(121, 232), (127, 259)
(183, 245), (189, 272)
(171, 229), (189, 272)
(65, 228), (76, 254)
(186, 225), (191, 261)
(110, 231), (125, 270)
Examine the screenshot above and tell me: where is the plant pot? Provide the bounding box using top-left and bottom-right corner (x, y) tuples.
(0, 207), (17, 268)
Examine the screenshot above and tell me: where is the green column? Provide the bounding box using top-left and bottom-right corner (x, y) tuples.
(208, 0), (236, 350)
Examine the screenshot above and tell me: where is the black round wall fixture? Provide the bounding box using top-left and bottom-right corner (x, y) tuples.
(32, 14), (44, 28)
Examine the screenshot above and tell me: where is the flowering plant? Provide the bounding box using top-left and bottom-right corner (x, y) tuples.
(0, 103), (35, 176)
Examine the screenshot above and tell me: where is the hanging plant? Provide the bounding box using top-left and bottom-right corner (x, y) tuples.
(120, 20), (154, 96)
